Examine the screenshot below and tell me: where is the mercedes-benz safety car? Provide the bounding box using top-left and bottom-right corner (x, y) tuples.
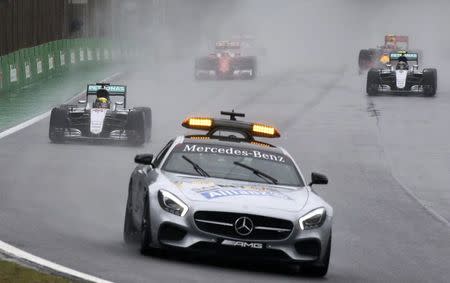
(49, 83), (152, 145)
(123, 110), (333, 277)
(194, 41), (257, 80)
(366, 51), (437, 96)
(358, 35), (418, 74)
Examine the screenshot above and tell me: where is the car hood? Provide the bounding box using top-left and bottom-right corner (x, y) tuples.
(161, 173), (309, 213)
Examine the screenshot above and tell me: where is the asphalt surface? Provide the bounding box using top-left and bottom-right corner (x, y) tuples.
(0, 57), (449, 283)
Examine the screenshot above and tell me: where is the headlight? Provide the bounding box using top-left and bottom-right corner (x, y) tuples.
(158, 190), (188, 217)
(299, 207), (326, 230)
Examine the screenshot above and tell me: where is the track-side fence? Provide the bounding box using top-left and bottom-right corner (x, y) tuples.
(0, 38), (114, 93)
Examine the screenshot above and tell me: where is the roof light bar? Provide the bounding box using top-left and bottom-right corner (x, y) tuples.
(182, 117), (213, 130)
(252, 123), (280, 138)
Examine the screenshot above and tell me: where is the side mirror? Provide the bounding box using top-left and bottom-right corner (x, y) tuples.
(309, 172), (328, 186)
(134, 154), (154, 165)
(78, 100), (86, 104)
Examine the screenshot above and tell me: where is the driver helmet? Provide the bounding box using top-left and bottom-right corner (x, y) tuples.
(396, 61), (408, 70)
(93, 97), (110, 109)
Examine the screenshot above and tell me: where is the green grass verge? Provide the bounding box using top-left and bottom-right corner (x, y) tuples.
(0, 259), (72, 283)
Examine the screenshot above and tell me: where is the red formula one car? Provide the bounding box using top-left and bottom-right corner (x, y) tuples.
(358, 35), (413, 74)
(195, 41), (257, 80)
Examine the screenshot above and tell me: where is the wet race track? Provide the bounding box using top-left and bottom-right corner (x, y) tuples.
(1, 1), (450, 282)
(0, 59), (449, 282)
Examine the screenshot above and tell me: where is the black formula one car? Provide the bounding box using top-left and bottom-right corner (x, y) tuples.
(49, 83), (152, 145)
(366, 52), (437, 96)
(195, 41), (257, 80)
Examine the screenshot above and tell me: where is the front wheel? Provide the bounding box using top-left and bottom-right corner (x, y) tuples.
(140, 196), (152, 254)
(123, 190), (138, 244)
(300, 232), (331, 277)
(366, 69), (379, 96)
(423, 68), (437, 97)
(49, 107), (68, 143)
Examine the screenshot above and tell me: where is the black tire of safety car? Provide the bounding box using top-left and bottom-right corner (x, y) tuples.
(124, 182), (138, 244)
(126, 110), (146, 146)
(140, 194), (152, 254)
(133, 107), (152, 142)
(422, 68), (437, 97)
(366, 68), (379, 96)
(49, 107), (68, 143)
(301, 231), (331, 277)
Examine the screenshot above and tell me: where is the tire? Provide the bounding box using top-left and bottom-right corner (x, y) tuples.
(422, 68), (437, 97)
(366, 68), (379, 96)
(248, 56), (257, 79)
(123, 183), (138, 244)
(126, 110), (146, 146)
(195, 57), (216, 80)
(301, 231), (331, 277)
(49, 107), (68, 143)
(133, 107), (152, 141)
(237, 56), (257, 80)
(140, 195), (152, 254)
(358, 49), (373, 72)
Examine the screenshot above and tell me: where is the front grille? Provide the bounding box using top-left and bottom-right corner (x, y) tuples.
(194, 211), (293, 241)
(190, 242), (292, 261)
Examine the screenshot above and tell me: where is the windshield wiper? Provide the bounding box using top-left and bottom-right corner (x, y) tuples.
(233, 161), (278, 184)
(182, 155), (210, 177)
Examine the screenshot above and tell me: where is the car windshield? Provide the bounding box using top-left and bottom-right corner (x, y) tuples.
(162, 143), (304, 187)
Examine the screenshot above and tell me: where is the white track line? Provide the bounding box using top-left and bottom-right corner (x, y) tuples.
(0, 72), (121, 140)
(0, 240), (113, 283)
(0, 72), (122, 282)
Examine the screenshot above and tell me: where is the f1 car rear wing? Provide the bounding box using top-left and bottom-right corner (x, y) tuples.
(389, 52), (418, 63)
(182, 110), (280, 142)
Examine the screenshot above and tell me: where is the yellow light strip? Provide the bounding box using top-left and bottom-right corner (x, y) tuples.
(187, 118), (212, 127)
(252, 123), (275, 135)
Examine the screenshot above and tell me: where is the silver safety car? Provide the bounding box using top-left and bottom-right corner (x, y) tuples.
(123, 111), (333, 276)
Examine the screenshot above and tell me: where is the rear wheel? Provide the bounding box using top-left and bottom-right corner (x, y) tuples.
(126, 110), (146, 146)
(49, 107), (68, 143)
(366, 68), (379, 96)
(423, 68), (437, 97)
(239, 57), (257, 80)
(133, 107), (152, 141)
(300, 231), (331, 277)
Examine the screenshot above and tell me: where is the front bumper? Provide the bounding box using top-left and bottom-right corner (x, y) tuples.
(149, 199), (332, 263)
(59, 128), (131, 143)
(376, 84), (428, 94)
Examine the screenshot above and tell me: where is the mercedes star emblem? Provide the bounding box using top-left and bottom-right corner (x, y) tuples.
(234, 216), (254, 236)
